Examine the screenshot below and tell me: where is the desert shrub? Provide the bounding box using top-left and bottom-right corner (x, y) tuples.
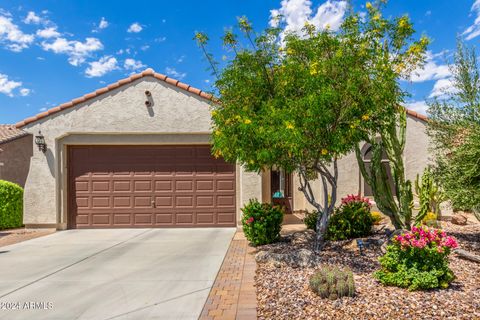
(304, 210), (320, 231)
(371, 211), (383, 225)
(374, 226), (457, 291)
(310, 265), (355, 300)
(241, 199), (283, 246)
(0, 180), (23, 229)
(326, 194), (374, 241)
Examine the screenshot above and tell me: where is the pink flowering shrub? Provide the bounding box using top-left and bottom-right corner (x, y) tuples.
(374, 226), (457, 291)
(326, 194), (374, 240)
(241, 199), (283, 246)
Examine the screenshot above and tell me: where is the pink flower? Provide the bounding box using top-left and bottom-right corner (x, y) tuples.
(442, 236), (458, 249)
(246, 217), (254, 224)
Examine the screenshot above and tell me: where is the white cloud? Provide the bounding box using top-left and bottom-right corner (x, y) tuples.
(406, 100), (428, 115)
(99, 17), (108, 29)
(140, 44), (150, 51)
(154, 36), (166, 43)
(41, 37), (103, 66)
(127, 22), (142, 33)
(269, 0), (348, 39)
(0, 15), (34, 51)
(39, 107), (47, 112)
(410, 51), (450, 82)
(0, 73), (21, 96)
(429, 78), (458, 98)
(85, 55), (118, 77)
(23, 11), (42, 24)
(165, 67), (186, 80)
(0, 73), (29, 97)
(124, 58), (145, 71)
(36, 26), (60, 38)
(19, 88), (30, 96)
(463, 0), (480, 40)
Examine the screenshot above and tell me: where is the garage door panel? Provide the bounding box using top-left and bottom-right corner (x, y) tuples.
(134, 214), (153, 225)
(69, 145), (236, 228)
(113, 214), (131, 225)
(154, 180), (173, 192)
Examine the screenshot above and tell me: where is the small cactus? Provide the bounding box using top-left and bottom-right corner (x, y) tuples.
(309, 266), (355, 300)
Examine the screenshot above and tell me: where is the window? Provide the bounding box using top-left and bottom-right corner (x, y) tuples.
(361, 143), (396, 197)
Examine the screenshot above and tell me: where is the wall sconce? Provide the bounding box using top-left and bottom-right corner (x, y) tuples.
(35, 131), (47, 153)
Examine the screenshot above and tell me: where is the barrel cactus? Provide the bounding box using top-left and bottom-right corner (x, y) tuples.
(309, 266), (355, 300)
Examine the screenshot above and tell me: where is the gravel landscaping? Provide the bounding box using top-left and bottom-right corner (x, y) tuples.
(0, 228), (55, 248)
(255, 221), (480, 320)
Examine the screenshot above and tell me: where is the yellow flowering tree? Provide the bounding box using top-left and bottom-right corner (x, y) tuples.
(194, 1), (427, 249)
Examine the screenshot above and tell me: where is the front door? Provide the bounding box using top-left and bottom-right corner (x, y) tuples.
(271, 169), (293, 213)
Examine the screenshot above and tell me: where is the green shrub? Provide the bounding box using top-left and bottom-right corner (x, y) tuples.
(241, 199), (283, 246)
(303, 210), (320, 231)
(374, 226), (457, 291)
(309, 265), (355, 300)
(0, 180), (23, 229)
(326, 194), (374, 241)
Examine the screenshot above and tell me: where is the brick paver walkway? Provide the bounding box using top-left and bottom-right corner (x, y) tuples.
(200, 232), (257, 320)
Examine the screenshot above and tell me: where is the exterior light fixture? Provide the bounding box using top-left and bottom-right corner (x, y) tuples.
(35, 131), (47, 153)
(145, 90), (151, 96)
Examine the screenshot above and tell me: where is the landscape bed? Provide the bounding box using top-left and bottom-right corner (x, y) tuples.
(255, 223), (480, 320)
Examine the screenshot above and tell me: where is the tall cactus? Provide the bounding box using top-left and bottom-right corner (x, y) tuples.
(355, 110), (414, 230)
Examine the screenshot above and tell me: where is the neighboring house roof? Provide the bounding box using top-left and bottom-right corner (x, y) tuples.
(14, 67), (427, 128)
(0, 125), (29, 144)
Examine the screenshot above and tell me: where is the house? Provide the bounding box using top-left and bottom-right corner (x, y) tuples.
(15, 68), (430, 229)
(0, 125), (32, 187)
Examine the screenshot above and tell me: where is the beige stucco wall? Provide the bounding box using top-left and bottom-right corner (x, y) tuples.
(22, 77), (263, 228)
(292, 115), (430, 211)
(0, 135), (33, 188)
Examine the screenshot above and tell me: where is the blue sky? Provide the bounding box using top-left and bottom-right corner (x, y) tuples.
(0, 0), (479, 124)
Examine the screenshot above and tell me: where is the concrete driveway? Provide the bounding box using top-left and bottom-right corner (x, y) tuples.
(0, 228), (235, 320)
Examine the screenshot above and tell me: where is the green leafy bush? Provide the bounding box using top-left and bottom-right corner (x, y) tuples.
(303, 210), (320, 231)
(374, 226), (457, 291)
(326, 194), (374, 241)
(241, 199), (283, 246)
(0, 180), (23, 229)
(309, 265), (355, 300)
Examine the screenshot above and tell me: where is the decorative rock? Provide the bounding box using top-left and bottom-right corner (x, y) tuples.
(452, 214), (468, 225)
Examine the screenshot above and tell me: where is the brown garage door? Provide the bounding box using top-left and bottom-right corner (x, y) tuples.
(68, 145), (236, 228)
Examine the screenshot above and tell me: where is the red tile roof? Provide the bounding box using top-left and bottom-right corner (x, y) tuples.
(0, 125), (28, 144)
(15, 68), (427, 128)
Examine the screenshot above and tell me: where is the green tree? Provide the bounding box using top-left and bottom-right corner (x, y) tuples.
(195, 2), (427, 249)
(428, 41), (480, 214)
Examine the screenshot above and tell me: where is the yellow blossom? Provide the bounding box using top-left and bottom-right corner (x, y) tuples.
(286, 122), (295, 130)
(362, 114), (370, 121)
(211, 110), (217, 117)
(398, 17), (409, 29)
(373, 13), (381, 21)
(214, 150), (222, 158)
(366, 2), (373, 10)
(214, 130), (221, 136)
(310, 62), (319, 76)
(350, 124), (357, 129)
(249, 160), (255, 164)
(235, 115), (241, 120)
(286, 48), (295, 55)
(244, 119), (252, 124)
(321, 149), (328, 155)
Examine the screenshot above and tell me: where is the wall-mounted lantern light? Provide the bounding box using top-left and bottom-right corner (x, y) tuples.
(145, 90), (152, 107)
(35, 131), (47, 153)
